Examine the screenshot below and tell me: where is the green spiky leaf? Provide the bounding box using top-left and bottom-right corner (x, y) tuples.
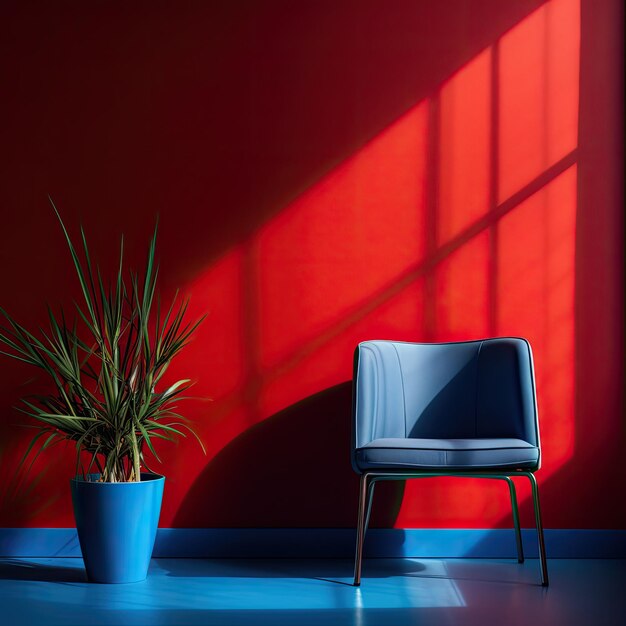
(0, 199), (206, 482)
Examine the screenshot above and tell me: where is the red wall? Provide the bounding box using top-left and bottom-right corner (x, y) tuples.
(0, 0), (623, 530)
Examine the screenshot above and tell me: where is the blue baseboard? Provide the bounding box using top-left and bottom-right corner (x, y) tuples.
(1, 528), (624, 559)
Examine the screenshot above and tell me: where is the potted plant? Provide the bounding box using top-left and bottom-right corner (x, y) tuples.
(0, 199), (204, 583)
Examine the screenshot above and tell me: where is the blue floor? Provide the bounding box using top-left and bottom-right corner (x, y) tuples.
(1, 557), (624, 625)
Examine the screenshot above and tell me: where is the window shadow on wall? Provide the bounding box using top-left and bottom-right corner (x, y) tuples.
(172, 0), (593, 534)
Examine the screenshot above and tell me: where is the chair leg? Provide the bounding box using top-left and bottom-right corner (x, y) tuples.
(504, 477), (524, 563)
(353, 473), (374, 586)
(364, 480), (376, 534)
(525, 472), (549, 586)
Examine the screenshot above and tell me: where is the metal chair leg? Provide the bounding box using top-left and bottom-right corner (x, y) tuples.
(364, 480), (376, 534)
(353, 473), (374, 586)
(525, 472), (549, 586)
(504, 477), (524, 563)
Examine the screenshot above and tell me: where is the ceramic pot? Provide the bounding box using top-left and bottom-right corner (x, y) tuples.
(70, 473), (164, 583)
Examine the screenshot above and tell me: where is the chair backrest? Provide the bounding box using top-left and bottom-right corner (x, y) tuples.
(352, 337), (539, 450)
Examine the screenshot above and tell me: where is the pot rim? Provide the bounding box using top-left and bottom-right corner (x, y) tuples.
(71, 472), (164, 485)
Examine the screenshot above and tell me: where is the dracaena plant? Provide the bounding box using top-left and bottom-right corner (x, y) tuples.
(0, 199), (205, 482)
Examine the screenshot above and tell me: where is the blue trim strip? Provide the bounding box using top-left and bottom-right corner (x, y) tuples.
(1, 528), (624, 559)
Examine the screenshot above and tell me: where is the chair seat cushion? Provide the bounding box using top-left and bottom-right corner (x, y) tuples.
(355, 438), (539, 470)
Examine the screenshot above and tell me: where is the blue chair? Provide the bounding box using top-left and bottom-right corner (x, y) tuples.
(352, 338), (548, 586)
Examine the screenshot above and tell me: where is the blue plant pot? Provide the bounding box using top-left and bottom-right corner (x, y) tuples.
(70, 473), (165, 583)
